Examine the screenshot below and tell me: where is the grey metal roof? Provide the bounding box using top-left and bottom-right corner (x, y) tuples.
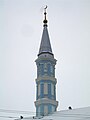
(38, 25), (53, 56)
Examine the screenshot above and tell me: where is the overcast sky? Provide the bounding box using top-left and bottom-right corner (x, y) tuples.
(0, 0), (90, 119)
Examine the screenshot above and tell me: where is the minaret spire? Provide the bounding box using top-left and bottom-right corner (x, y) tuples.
(38, 6), (53, 56)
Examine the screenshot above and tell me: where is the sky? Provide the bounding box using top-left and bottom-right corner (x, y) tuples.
(0, 0), (90, 119)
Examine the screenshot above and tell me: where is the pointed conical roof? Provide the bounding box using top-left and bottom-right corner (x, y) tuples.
(38, 7), (53, 56)
(38, 25), (53, 56)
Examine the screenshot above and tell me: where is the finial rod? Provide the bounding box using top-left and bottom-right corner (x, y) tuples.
(43, 5), (48, 25)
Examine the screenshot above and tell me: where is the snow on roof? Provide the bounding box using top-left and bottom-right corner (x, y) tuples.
(15, 106), (90, 120)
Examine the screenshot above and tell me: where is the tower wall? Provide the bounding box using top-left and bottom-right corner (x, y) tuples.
(35, 54), (58, 116)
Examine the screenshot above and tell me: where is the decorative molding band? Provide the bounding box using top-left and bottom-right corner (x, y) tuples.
(35, 76), (57, 84)
(35, 98), (58, 107)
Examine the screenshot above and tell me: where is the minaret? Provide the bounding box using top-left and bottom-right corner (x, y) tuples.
(35, 7), (58, 116)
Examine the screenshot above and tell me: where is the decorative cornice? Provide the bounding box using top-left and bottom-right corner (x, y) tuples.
(35, 98), (58, 107)
(35, 76), (57, 84)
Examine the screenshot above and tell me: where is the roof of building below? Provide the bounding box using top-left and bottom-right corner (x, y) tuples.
(16, 106), (90, 120)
